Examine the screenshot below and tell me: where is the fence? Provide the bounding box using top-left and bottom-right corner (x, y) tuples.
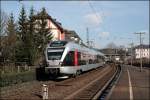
(0, 62), (38, 87)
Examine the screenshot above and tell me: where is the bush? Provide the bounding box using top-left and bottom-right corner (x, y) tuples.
(0, 70), (35, 87)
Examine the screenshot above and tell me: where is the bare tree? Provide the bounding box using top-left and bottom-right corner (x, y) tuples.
(0, 11), (8, 59)
(0, 11), (8, 36)
(106, 42), (118, 49)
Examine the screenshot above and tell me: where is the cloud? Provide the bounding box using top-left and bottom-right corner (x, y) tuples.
(99, 32), (110, 37)
(84, 13), (103, 27)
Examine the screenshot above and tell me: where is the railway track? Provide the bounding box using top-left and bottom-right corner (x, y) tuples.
(64, 64), (121, 100)
(1, 64), (120, 100)
(94, 64), (122, 100)
(0, 65), (106, 99)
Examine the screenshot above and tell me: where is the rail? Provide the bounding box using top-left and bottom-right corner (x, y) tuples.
(64, 64), (117, 99)
(93, 64), (122, 100)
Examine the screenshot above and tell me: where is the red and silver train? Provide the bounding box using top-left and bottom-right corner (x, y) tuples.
(44, 41), (106, 77)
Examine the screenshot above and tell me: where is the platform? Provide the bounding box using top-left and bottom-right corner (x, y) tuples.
(107, 65), (150, 100)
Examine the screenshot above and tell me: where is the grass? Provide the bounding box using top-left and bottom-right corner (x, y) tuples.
(0, 70), (36, 87)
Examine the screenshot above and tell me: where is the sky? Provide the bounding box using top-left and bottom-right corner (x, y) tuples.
(1, 0), (149, 49)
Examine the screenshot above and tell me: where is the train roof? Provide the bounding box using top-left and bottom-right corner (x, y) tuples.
(48, 41), (105, 56)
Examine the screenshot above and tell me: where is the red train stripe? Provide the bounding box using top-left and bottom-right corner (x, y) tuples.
(74, 49), (78, 66)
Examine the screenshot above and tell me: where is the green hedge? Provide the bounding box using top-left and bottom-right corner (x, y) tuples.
(0, 70), (36, 87)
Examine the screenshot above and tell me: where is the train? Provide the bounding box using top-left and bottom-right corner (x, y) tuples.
(44, 40), (106, 77)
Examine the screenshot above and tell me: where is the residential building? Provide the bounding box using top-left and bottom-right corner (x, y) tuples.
(134, 44), (150, 59)
(64, 29), (82, 43)
(33, 10), (65, 41)
(33, 9), (83, 43)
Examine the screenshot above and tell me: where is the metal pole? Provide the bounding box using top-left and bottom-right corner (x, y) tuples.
(86, 28), (89, 47)
(139, 33), (142, 71)
(125, 48), (127, 64)
(130, 42), (133, 67)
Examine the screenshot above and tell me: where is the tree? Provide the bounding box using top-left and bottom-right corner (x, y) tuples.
(0, 11), (8, 36)
(34, 7), (53, 54)
(17, 6), (29, 64)
(6, 13), (17, 44)
(27, 6), (37, 65)
(18, 6), (28, 43)
(106, 42), (118, 49)
(5, 13), (17, 62)
(0, 11), (8, 62)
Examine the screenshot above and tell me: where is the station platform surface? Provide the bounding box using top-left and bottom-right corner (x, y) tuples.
(107, 65), (150, 100)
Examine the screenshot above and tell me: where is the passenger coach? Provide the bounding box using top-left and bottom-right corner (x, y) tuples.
(45, 41), (105, 77)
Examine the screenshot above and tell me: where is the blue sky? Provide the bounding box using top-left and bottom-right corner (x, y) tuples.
(1, 1), (149, 49)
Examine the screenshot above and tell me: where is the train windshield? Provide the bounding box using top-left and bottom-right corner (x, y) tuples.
(50, 41), (67, 47)
(47, 48), (64, 60)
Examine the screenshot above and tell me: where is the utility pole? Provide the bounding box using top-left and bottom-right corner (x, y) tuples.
(134, 32), (145, 72)
(115, 48), (118, 65)
(86, 28), (89, 47)
(129, 42), (134, 67)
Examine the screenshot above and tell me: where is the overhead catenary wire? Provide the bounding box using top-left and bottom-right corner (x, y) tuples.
(88, 1), (107, 29)
(88, 0), (100, 23)
(87, 0), (108, 39)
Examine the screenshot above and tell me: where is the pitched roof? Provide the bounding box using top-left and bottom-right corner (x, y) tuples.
(33, 10), (64, 33)
(64, 29), (81, 40)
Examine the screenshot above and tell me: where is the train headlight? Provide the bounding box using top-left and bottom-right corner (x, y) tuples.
(47, 62), (49, 66)
(59, 62), (62, 65)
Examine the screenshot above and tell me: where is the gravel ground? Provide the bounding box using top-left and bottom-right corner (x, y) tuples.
(0, 65), (113, 99)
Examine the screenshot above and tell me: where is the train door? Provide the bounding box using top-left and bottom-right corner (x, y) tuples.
(62, 50), (79, 66)
(62, 51), (74, 66)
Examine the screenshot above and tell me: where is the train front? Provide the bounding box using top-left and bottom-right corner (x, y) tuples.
(45, 41), (67, 77)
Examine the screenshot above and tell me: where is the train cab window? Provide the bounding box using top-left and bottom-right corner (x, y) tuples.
(47, 52), (63, 60)
(63, 51), (74, 66)
(50, 41), (67, 47)
(47, 48), (64, 60)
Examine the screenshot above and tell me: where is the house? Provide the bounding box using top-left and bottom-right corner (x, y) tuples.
(64, 29), (82, 43)
(134, 44), (150, 59)
(33, 10), (65, 41)
(33, 9), (82, 43)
